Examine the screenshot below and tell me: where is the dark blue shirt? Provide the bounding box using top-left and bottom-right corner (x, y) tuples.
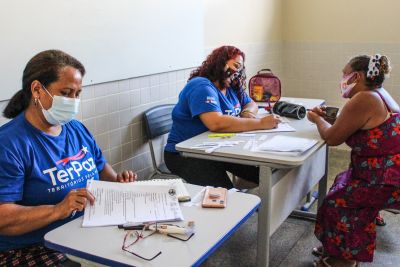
(165, 77), (251, 152)
(0, 112), (106, 251)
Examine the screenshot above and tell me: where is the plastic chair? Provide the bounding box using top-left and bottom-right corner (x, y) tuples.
(143, 104), (179, 180)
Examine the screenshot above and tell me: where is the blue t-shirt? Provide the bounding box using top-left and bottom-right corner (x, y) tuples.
(165, 77), (252, 152)
(0, 112), (106, 252)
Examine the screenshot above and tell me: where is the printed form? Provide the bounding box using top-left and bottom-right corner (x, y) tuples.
(82, 180), (183, 227)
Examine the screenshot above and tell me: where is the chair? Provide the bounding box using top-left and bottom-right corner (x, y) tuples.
(143, 104), (179, 180)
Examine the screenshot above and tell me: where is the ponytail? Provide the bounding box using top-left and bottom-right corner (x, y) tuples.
(2, 49), (85, 119)
(3, 90), (31, 119)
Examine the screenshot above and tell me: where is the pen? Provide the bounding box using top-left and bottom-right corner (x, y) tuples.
(71, 209), (77, 217)
(118, 224), (146, 230)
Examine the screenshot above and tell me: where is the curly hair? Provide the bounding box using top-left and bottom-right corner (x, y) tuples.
(349, 54), (391, 89)
(189, 45), (247, 103)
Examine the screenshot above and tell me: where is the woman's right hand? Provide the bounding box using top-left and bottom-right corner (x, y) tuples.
(311, 105), (326, 117)
(54, 188), (95, 220)
(260, 114), (281, 129)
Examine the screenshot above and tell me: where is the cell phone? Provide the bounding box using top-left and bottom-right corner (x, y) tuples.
(325, 106), (339, 119)
(202, 187), (227, 208)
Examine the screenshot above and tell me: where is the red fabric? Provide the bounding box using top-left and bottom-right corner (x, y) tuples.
(315, 111), (400, 262)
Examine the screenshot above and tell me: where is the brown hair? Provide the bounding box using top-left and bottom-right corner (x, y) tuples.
(348, 54), (391, 89)
(3, 50), (85, 118)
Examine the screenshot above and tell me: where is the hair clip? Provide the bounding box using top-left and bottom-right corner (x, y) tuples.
(367, 54), (382, 79)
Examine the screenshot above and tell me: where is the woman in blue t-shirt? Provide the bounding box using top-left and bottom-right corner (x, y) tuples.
(164, 46), (281, 188)
(0, 50), (137, 266)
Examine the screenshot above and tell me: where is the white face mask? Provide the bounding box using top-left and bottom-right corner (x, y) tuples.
(38, 86), (80, 125)
(340, 72), (357, 98)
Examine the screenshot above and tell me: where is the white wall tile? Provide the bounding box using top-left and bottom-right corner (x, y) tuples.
(94, 97), (108, 116)
(118, 79), (130, 93)
(119, 92), (130, 110)
(130, 90), (141, 107)
(140, 88), (151, 104)
(109, 129), (122, 148)
(82, 99), (96, 119)
(94, 83), (109, 98)
(107, 94), (120, 113)
(108, 112), (120, 131)
(95, 132), (109, 151)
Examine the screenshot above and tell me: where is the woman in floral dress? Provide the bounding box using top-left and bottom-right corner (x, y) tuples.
(308, 54), (400, 267)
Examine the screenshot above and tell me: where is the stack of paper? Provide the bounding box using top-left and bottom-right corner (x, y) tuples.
(256, 135), (318, 156)
(82, 180), (184, 227)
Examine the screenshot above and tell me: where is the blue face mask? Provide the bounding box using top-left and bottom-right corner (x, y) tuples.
(38, 86), (80, 125)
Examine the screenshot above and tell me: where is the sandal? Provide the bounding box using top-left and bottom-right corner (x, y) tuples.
(312, 246), (324, 257)
(313, 257), (359, 267)
(375, 214), (386, 226)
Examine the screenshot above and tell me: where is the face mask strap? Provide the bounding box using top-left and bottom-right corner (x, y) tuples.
(39, 83), (54, 100)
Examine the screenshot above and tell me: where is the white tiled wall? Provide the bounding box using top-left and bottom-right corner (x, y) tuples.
(281, 42), (400, 108)
(5, 42), (396, 175)
(0, 42), (282, 179)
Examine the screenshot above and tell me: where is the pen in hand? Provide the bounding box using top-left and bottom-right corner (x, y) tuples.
(70, 178), (95, 218)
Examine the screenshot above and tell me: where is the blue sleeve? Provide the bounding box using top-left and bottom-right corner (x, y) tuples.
(0, 146), (24, 202)
(241, 91), (252, 107)
(187, 82), (222, 117)
(74, 121), (106, 172)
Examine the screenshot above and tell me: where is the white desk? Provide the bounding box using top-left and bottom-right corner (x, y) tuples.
(44, 184), (260, 267)
(175, 97), (327, 267)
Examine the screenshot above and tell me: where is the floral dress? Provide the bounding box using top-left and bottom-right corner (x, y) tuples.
(315, 92), (400, 262)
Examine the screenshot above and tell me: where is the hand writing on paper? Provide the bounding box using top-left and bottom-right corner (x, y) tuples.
(260, 114), (281, 129)
(55, 188), (95, 220)
(116, 170), (137, 183)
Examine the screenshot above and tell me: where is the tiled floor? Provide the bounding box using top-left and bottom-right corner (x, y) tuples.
(202, 148), (400, 267)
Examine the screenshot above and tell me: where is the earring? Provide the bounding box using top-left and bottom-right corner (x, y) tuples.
(34, 98), (38, 106)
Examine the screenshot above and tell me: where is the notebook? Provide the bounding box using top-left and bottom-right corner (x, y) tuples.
(136, 178), (191, 202)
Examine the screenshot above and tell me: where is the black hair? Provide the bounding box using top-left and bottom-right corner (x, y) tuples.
(3, 50), (85, 118)
(348, 54), (391, 89)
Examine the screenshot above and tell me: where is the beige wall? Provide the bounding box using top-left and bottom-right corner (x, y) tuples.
(281, 0), (400, 110)
(283, 0), (400, 43)
(204, 0), (282, 47)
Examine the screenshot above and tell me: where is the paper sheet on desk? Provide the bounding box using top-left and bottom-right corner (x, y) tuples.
(255, 135), (318, 156)
(243, 123), (295, 134)
(82, 180), (183, 227)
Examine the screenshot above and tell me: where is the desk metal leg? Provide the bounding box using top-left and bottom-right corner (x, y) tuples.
(257, 165), (272, 267)
(317, 145), (329, 208)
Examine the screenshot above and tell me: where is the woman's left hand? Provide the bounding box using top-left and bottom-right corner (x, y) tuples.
(116, 170), (137, 183)
(307, 110), (322, 123)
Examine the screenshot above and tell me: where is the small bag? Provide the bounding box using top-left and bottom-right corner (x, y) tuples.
(248, 69), (282, 111)
(273, 101), (306, 120)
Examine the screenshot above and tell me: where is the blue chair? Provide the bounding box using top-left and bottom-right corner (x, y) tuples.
(143, 104), (179, 180)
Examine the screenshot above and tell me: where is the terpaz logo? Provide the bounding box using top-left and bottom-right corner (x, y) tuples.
(43, 146), (97, 187)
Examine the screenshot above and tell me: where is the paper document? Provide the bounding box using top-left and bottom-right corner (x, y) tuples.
(136, 178), (191, 202)
(82, 180), (183, 227)
(243, 123), (296, 134)
(255, 135), (318, 156)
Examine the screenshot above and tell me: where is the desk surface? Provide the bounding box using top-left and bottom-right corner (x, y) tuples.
(176, 98), (325, 166)
(45, 184), (260, 267)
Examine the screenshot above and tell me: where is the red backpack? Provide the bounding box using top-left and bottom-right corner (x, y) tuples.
(248, 69), (281, 111)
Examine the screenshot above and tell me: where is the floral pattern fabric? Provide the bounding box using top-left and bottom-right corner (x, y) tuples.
(315, 106), (400, 262)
